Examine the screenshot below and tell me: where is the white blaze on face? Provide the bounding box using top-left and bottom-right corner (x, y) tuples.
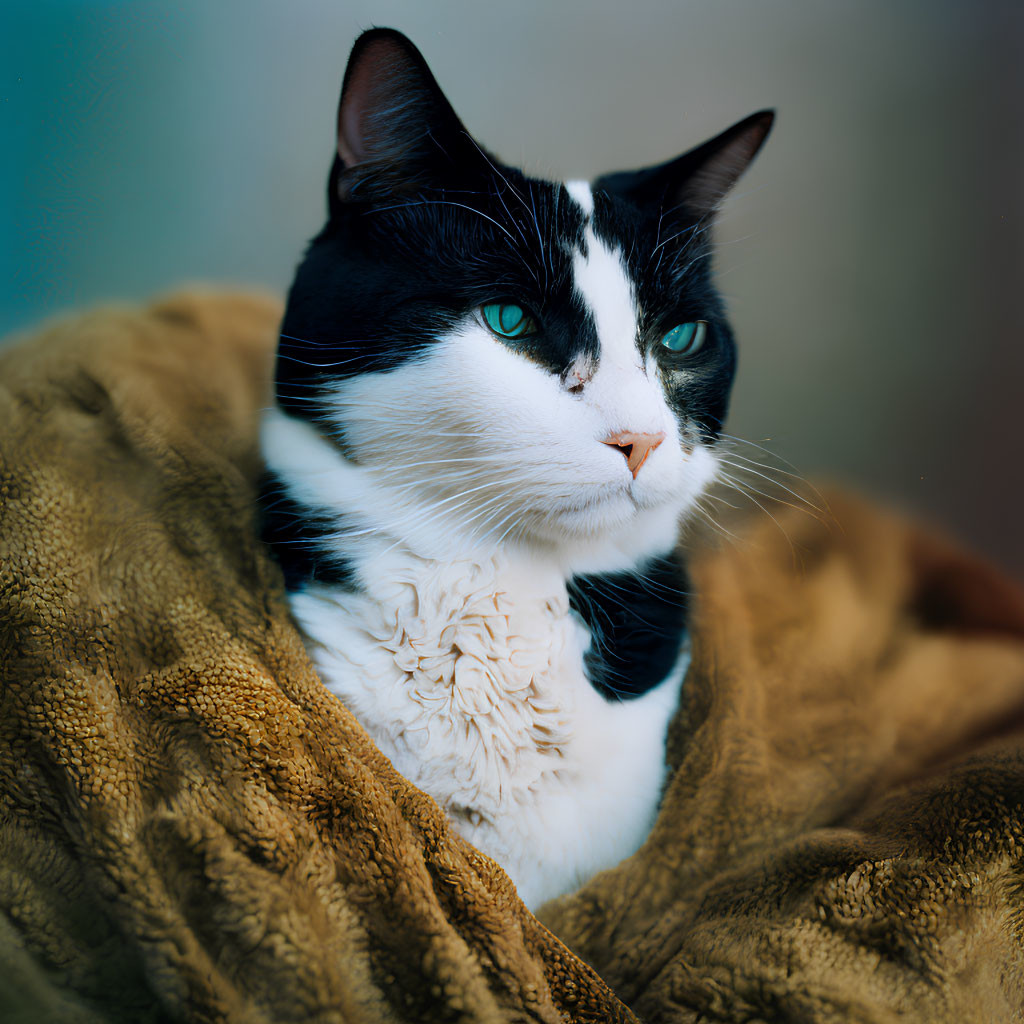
(554, 180), (720, 557)
(564, 183), (672, 453)
(564, 179), (595, 216)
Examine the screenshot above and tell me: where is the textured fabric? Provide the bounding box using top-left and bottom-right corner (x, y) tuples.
(1, 292), (1023, 1023)
(544, 491), (1024, 1022)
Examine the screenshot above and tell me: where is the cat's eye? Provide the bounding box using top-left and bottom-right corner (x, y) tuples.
(481, 302), (538, 341)
(660, 321), (707, 356)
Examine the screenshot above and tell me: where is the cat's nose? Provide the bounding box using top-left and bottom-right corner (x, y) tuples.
(602, 431), (665, 479)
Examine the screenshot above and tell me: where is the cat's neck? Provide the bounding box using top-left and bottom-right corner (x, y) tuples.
(260, 405), (687, 581)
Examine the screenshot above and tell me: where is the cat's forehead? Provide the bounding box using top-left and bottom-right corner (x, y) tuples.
(502, 172), (643, 254)
(562, 181), (641, 356)
(506, 172), (669, 292)
(468, 171), (645, 296)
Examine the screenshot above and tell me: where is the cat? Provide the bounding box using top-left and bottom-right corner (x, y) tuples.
(259, 27), (772, 908)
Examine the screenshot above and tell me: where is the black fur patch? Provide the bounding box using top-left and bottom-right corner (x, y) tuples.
(259, 471), (357, 592)
(568, 551), (690, 701)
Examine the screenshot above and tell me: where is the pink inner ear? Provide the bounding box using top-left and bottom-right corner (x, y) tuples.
(337, 58), (375, 168)
(685, 154), (747, 212)
(338, 39), (406, 168)
(679, 111), (774, 215)
(337, 107), (363, 168)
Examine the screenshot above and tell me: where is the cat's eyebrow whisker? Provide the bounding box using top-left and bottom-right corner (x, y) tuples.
(468, 150), (533, 255)
(650, 215), (713, 275)
(667, 243), (717, 283)
(463, 131), (535, 219)
(392, 146), (548, 291)
(528, 191), (551, 292)
(653, 206), (666, 253)
(370, 199), (522, 249)
(650, 221), (702, 258)
(493, 184), (533, 251)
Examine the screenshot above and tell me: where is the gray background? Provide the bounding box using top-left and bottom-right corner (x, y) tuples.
(3, 1), (1022, 577)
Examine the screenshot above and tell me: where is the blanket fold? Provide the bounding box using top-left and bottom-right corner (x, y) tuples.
(1, 292), (1023, 1023)
(543, 491), (1024, 1021)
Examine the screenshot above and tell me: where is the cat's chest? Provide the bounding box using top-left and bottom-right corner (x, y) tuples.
(288, 545), (687, 906)
(291, 550), (590, 793)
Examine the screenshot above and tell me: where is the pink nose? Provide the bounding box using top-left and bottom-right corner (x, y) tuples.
(602, 430), (665, 479)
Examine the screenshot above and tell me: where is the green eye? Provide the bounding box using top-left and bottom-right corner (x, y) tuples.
(481, 302), (537, 340)
(660, 321), (707, 355)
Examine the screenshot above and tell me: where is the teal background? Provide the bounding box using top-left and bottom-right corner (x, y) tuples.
(3, 1), (1022, 576)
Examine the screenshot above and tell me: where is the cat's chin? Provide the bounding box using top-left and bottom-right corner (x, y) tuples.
(537, 505), (636, 544)
(522, 490), (687, 553)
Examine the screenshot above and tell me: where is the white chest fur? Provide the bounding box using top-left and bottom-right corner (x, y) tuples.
(289, 544), (687, 908)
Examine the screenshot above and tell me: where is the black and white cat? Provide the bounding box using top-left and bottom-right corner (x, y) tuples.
(260, 28), (771, 908)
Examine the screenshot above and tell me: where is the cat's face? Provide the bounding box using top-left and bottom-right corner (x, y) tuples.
(276, 29), (771, 554)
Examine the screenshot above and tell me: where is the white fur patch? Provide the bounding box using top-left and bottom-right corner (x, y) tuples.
(565, 179), (594, 216)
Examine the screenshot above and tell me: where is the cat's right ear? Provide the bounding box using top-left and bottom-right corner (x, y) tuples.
(596, 110), (775, 220)
(331, 28), (475, 204)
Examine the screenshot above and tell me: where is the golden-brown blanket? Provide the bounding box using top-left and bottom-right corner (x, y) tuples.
(1, 292), (1023, 1023)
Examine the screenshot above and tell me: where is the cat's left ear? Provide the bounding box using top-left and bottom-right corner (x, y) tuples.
(596, 110), (774, 218)
(330, 28), (481, 203)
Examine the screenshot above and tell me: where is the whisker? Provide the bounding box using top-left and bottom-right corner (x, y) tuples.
(716, 434), (832, 519)
(717, 457), (827, 518)
(717, 469), (818, 520)
(715, 473), (799, 556)
(370, 198), (521, 247)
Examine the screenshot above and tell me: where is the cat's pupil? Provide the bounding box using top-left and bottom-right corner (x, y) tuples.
(499, 305), (520, 333)
(661, 321), (707, 355)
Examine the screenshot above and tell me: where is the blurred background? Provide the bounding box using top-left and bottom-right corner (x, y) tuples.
(3, 0), (1022, 577)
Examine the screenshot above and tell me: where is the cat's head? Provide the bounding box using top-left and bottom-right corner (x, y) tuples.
(276, 28), (771, 558)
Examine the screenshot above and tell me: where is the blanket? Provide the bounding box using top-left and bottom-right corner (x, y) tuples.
(1, 292), (1023, 1023)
